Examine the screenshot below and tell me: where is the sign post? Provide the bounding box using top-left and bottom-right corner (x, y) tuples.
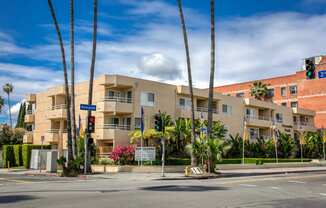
(80, 104), (96, 174)
(39, 136), (44, 173)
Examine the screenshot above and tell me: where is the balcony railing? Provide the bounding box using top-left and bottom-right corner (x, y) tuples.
(196, 106), (218, 114)
(103, 96), (132, 103)
(294, 122), (313, 127)
(103, 124), (131, 130)
(245, 115), (270, 121)
(47, 129), (67, 133)
(26, 109), (34, 115)
(48, 104), (67, 110)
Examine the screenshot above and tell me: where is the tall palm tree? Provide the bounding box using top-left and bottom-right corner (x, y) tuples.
(177, 0), (196, 166)
(3, 83), (13, 127)
(207, 0), (216, 139)
(0, 96), (4, 113)
(206, 0), (216, 173)
(85, 0), (98, 173)
(70, 0), (77, 158)
(47, 0), (74, 162)
(250, 81), (269, 100)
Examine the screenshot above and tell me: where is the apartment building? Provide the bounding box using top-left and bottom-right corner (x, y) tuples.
(215, 55), (326, 129)
(23, 75), (316, 156)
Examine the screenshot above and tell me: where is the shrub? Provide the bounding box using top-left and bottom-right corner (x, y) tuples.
(99, 157), (114, 165)
(22, 144), (51, 168)
(110, 145), (135, 165)
(2, 145), (15, 167)
(13, 145), (23, 166)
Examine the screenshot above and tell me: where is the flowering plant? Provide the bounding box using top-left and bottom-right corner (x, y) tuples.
(110, 145), (135, 165)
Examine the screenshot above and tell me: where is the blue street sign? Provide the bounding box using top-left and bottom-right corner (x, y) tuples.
(80, 104), (96, 111)
(318, 70), (326, 79)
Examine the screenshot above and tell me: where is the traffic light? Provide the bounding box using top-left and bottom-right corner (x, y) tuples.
(305, 58), (316, 79)
(87, 116), (95, 133)
(154, 113), (163, 132)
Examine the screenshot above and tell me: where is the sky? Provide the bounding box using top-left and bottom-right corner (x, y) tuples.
(1, 0), (326, 124)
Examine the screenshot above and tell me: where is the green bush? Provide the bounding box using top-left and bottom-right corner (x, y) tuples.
(13, 145), (23, 166)
(217, 158), (311, 164)
(22, 144), (51, 168)
(2, 145), (15, 167)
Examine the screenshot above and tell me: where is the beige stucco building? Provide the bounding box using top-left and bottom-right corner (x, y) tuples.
(23, 75), (316, 156)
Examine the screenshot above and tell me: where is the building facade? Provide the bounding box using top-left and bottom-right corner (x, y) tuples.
(23, 75), (316, 156)
(215, 56), (326, 129)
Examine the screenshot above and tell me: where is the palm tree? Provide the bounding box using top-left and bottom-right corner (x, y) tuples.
(3, 83), (13, 127)
(177, 0), (196, 166)
(207, 0), (216, 140)
(70, 0), (77, 158)
(85, 0), (98, 173)
(250, 81), (269, 100)
(0, 96), (4, 114)
(47, 0), (74, 162)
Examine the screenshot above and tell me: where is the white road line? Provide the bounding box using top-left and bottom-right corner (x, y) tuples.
(240, 184), (257, 187)
(270, 186), (281, 190)
(288, 180), (306, 184)
(319, 193), (326, 197)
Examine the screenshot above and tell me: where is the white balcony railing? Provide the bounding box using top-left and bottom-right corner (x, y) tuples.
(103, 96), (132, 103)
(196, 106), (218, 114)
(103, 124), (131, 130)
(245, 114), (270, 121)
(48, 104), (67, 110)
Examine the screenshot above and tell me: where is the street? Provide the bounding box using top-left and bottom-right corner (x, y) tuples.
(1, 172), (326, 207)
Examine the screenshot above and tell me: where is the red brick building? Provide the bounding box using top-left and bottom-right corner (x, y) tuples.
(215, 56), (326, 129)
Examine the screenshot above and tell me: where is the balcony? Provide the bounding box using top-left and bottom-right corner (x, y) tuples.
(47, 104), (67, 119)
(97, 124), (131, 143)
(23, 132), (33, 144)
(46, 129), (67, 143)
(293, 122), (316, 132)
(196, 106), (218, 114)
(97, 96), (133, 114)
(245, 115), (272, 127)
(176, 107), (218, 120)
(24, 113), (35, 123)
(26, 94), (36, 103)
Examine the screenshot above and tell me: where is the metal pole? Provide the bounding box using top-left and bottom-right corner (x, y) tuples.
(39, 136), (44, 173)
(242, 120), (246, 165)
(300, 143), (303, 163)
(141, 132), (143, 166)
(323, 129), (325, 161)
(84, 126), (88, 175)
(274, 128), (278, 164)
(161, 136), (165, 177)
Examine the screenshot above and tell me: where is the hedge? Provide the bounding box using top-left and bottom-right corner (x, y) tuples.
(13, 145), (23, 166)
(22, 144), (51, 168)
(2, 145), (15, 168)
(217, 158), (312, 164)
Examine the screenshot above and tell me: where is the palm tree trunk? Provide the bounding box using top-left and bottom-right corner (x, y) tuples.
(207, 0), (215, 139)
(177, 0), (197, 166)
(207, 0), (216, 173)
(70, 0), (77, 159)
(48, 0), (74, 162)
(85, 0), (98, 173)
(7, 93), (12, 127)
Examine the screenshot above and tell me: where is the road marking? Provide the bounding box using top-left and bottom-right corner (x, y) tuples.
(319, 193), (326, 197)
(288, 181), (306, 184)
(270, 186), (281, 190)
(240, 184), (257, 187)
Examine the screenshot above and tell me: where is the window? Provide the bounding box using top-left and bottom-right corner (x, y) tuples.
(289, 85), (297, 95)
(141, 92), (155, 107)
(222, 104), (232, 115)
(236, 92), (244, 98)
(275, 113), (283, 123)
(281, 102), (287, 107)
(179, 98), (185, 107)
(290, 101), (298, 108)
(267, 88), (275, 97)
(249, 128), (259, 140)
(134, 118), (141, 129)
(281, 87), (286, 96)
(246, 108), (255, 117)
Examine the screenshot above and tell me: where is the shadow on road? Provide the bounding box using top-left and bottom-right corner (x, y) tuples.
(0, 195), (38, 204)
(140, 185), (229, 192)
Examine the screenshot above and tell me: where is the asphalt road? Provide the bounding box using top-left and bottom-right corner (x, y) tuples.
(1, 172), (326, 208)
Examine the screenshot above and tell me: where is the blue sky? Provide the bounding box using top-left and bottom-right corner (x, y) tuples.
(1, 0), (326, 124)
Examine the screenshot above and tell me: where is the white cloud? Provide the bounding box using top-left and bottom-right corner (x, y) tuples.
(138, 53), (182, 80)
(9, 99), (25, 116)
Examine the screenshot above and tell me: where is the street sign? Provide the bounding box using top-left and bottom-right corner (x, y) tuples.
(80, 104), (96, 111)
(135, 147), (156, 161)
(318, 70), (326, 79)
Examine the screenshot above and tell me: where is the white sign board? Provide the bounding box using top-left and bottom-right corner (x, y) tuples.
(135, 147), (156, 161)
